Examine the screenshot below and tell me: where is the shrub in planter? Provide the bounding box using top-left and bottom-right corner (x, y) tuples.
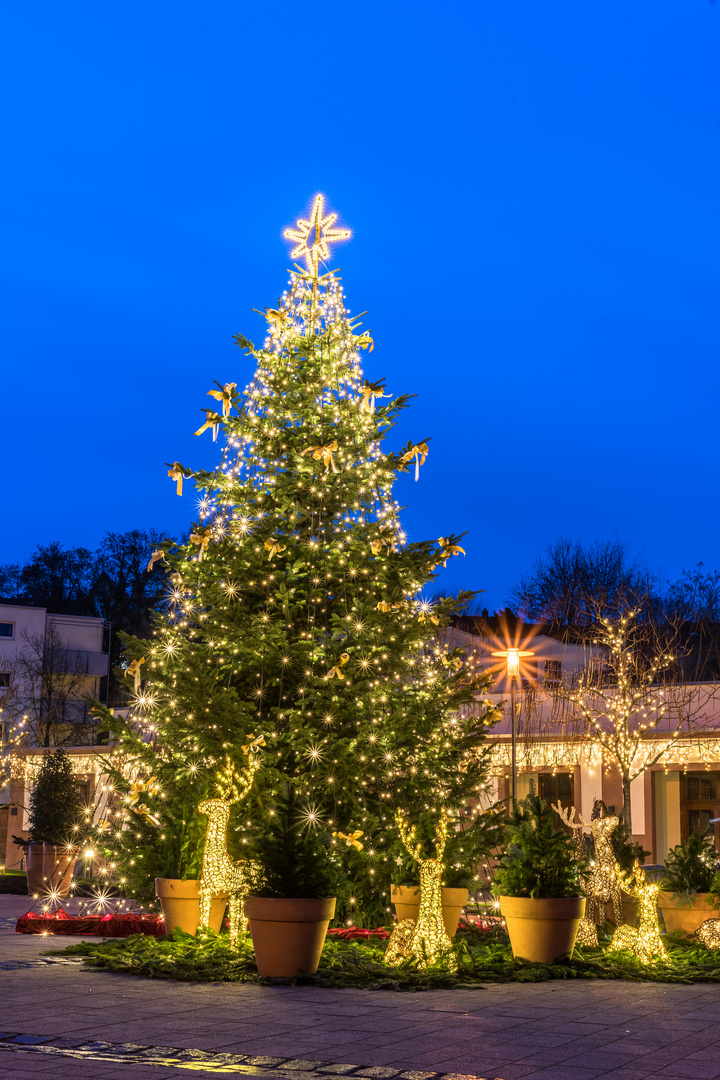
(659, 828), (720, 933)
(12, 749), (84, 897)
(492, 791), (588, 963)
(245, 781), (339, 976)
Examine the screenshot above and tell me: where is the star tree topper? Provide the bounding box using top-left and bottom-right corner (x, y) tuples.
(284, 194), (351, 274)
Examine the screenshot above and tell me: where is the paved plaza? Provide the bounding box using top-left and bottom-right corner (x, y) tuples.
(1, 898), (720, 1080)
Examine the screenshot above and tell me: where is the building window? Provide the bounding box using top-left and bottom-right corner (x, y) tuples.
(538, 773), (574, 827)
(544, 660), (562, 688)
(681, 772), (720, 845)
(0, 622), (14, 639)
(0, 673), (10, 689)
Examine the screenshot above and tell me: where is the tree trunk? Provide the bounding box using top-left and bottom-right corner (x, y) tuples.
(621, 773), (632, 834)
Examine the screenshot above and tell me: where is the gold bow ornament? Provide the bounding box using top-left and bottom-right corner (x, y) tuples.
(262, 306), (288, 334)
(133, 803), (162, 828)
(417, 605), (439, 626)
(302, 440), (340, 474)
(189, 527), (212, 561)
(359, 379), (390, 414)
(332, 830), (364, 851)
(194, 409), (225, 442)
(242, 734), (267, 756)
(433, 537), (466, 569)
(126, 775), (159, 807)
(264, 537), (287, 560)
(146, 549), (165, 573)
(376, 598), (409, 614)
(126, 657), (145, 694)
(399, 440), (429, 482)
(354, 331), (374, 352)
(167, 462), (190, 496)
(441, 654), (463, 671)
(207, 382), (238, 418)
(370, 537), (388, 555)
(327, 653), (350, 680)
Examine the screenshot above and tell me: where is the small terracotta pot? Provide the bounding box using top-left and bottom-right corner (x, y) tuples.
(499, 895), (586, 963)
(154, 878), (228, 936)
(658, 892), (718, 934)
(244, 896), (336, 977)
(391, 884), (469, 940)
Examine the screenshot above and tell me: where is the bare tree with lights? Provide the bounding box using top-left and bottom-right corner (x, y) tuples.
(552, 612), (717, 834)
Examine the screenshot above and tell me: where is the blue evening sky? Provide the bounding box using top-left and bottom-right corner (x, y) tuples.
(2, 2), (719, 611)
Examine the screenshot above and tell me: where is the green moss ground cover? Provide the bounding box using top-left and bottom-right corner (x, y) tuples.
(49, 926), (720, 989)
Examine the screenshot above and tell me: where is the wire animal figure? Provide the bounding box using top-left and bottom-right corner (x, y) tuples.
(696, 919), (720, 949)
(611, 860), (666, 963)
(385, 810), (456, 970)
(198, 748), (262, 947)
(553, 802), (623, 946)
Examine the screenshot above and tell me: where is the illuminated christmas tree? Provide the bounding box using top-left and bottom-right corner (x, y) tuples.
(97, 196), (500, 926)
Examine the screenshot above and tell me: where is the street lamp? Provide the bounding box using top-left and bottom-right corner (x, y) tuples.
(491, 647), (535, 802)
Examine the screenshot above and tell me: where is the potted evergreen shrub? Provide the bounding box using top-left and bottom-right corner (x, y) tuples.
(12, 749), (83, 898)
(245, 781), (339, 977)
(492, 791), (587, 963)
(91, 709), (217, 933)
(659, 828), (720, 934)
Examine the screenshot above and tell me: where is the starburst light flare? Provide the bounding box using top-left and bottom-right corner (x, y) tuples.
(284, 193), (351, 274)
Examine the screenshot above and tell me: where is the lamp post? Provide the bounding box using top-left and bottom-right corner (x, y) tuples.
(491, 647), (535, 803)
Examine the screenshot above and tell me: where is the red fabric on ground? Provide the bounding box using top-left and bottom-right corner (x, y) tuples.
(16, 910), (165, 937)
(326, 927), (390, 940)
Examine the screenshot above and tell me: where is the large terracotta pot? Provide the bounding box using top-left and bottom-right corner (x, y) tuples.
(154, 878), (228, 936)
(500, 895), (586, 963)
(244, 896), (336, 977)
(43, 844), (76, 899)
(26, 843), (77, 898)
(658, 892), (718, 934)
(605, 897), (639, 927)
(26, 843), (45, 893)
(391, 884), (469, 940)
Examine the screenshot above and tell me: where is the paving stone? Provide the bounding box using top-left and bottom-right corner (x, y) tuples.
(352, 1069), (403, 1078)
(395, 1072), (442, 1080)
(282, 1061), (327, 1072)
(317, 1066), (363, 1075)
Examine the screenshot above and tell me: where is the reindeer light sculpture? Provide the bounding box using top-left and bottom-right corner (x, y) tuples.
(385, 810), (456, 970)
(553, 801), (623, 946)
(198, 743), (263, 947)
(611, 860), (665, 963)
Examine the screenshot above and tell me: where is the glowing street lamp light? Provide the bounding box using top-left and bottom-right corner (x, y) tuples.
(491, 647), (535, 802)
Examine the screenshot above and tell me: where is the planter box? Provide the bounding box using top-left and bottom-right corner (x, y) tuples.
(244, 896), (336, 977)
(390, 884), (469, 940)
(154, 878), (227, 936)
(499, 895), (586, 963)
(658, 892), (718, 935)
